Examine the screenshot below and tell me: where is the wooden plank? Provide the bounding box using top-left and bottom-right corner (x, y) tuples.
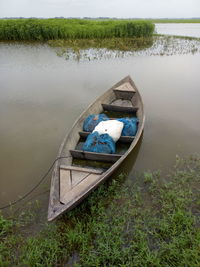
(60, 165), (103, 174)
(79, 131), (135, 143)
(60, 169), (71, 204)
(60, 173), (100, 205)
(111, 99), (133, 107)
(113, 90), (135, 100)
(71, 171), (89, 188)
(70, 149), (121, 163)
(102, 104), (138, 113)
(79, 131), (91, 138)
(117, 136), (135, 143)
(114, 82), (136, 92)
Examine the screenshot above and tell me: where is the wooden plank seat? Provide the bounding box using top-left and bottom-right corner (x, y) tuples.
(114, 82), (136, 92)
(79, 131), (135, 143)
(60, 165), (104, 174)
(102, 103), (138, 113)
(59, 165), (103, 204)
(70, 149), (121, 163)
(113, 82), (136, 100)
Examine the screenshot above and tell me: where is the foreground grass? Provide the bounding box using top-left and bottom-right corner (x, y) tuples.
(1, 155), (200, 266)
(0, 19), (154, 41)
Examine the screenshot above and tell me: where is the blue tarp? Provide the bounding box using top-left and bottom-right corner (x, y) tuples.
(83, 114), (109, 132)
(118, 117), (138, 136)
(82, 131), (116, 154)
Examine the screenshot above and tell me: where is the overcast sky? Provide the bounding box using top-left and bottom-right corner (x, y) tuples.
(0, 0), (199, 19)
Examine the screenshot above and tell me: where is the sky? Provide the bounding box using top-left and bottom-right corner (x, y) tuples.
(0, 0), (199, 19)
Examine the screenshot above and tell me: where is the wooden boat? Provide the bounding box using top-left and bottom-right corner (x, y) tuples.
(48, 75), (145, 221)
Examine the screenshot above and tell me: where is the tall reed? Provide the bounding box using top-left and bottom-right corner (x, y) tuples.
(0, 19), (155, 41)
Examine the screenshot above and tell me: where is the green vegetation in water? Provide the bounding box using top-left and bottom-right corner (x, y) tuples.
(0, 19), (155, 41)
(48, 37), (154, 61)
(148, 35), (200, 56)
(148, 18), (200, 23)
(155, 33), (200, 41)
(48, 37), (154, 52)
(1, 155), (200, 266)
(48, 35), (200, 61)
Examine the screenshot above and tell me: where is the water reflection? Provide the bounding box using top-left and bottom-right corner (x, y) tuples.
(156, 23), (200, 38)
(51, 36), (200, 61)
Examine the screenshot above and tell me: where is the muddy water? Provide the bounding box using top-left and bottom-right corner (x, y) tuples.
(1, 42), (200, 217)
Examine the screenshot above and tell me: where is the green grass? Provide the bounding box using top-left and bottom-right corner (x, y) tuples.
(0, 19), (155, 41)
(1, 155), (200, 266)
(148, 19), (200, 23)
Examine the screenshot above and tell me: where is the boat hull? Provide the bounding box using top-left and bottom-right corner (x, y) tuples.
(48, 76), (145, 221)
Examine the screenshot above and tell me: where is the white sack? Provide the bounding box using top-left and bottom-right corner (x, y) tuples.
(93, 120), (124, 142)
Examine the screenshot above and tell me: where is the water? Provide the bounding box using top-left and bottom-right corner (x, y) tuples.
(0, 35), (200, 219)
(156, 23), (200, 37)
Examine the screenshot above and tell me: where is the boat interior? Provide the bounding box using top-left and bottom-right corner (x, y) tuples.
(48, 77), (143, 221)
(59, 80), (140, 205)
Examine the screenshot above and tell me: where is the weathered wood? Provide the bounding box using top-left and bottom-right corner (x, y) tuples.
(70, 149), (121, 163)
(71, 170), (89, 188)
(48, 75), (145, 221)
(102, 103), (138, 113)
(60, 169), (71, 204)
(116, 136), (135, 143)
(79, 131), (135, 143)
(60, 165), (103, 174)
(111, 99), (133, 107)
(114, 82), (136, 92)
(114, 90), (135, 100)
(60, 173), (100, 205)
(114, 82), (136, 100)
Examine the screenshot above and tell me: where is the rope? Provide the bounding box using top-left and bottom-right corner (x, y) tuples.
(0, 156), (71, 210)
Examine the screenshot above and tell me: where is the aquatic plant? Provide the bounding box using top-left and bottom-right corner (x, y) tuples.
(149, 18), (200, 23)
(48, 35), (200, 62)
(0, 19), (155, 41)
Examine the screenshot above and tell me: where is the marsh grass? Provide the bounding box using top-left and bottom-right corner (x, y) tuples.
(1, 155), (200, 266)
(0, 19), (155, 41)
(149, 19), (200, 23)
(48, 37), (154, 51)
(47, 35), (200, 61)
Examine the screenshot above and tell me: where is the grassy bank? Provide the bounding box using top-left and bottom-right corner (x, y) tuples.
(1, 155), (200, 266)
(0, 19), (155, 41)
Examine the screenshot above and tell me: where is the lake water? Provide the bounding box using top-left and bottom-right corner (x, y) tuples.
(156, 23), (200, 37)
(1, 28), (200, 220)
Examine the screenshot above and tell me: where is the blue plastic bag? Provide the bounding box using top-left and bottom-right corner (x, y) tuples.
(82, 131), (116, 154)
(83, 114), (109, 132)
(118, 117), (138, 136)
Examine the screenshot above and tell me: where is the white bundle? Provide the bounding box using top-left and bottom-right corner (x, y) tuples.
(93, 120), (124, 142)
